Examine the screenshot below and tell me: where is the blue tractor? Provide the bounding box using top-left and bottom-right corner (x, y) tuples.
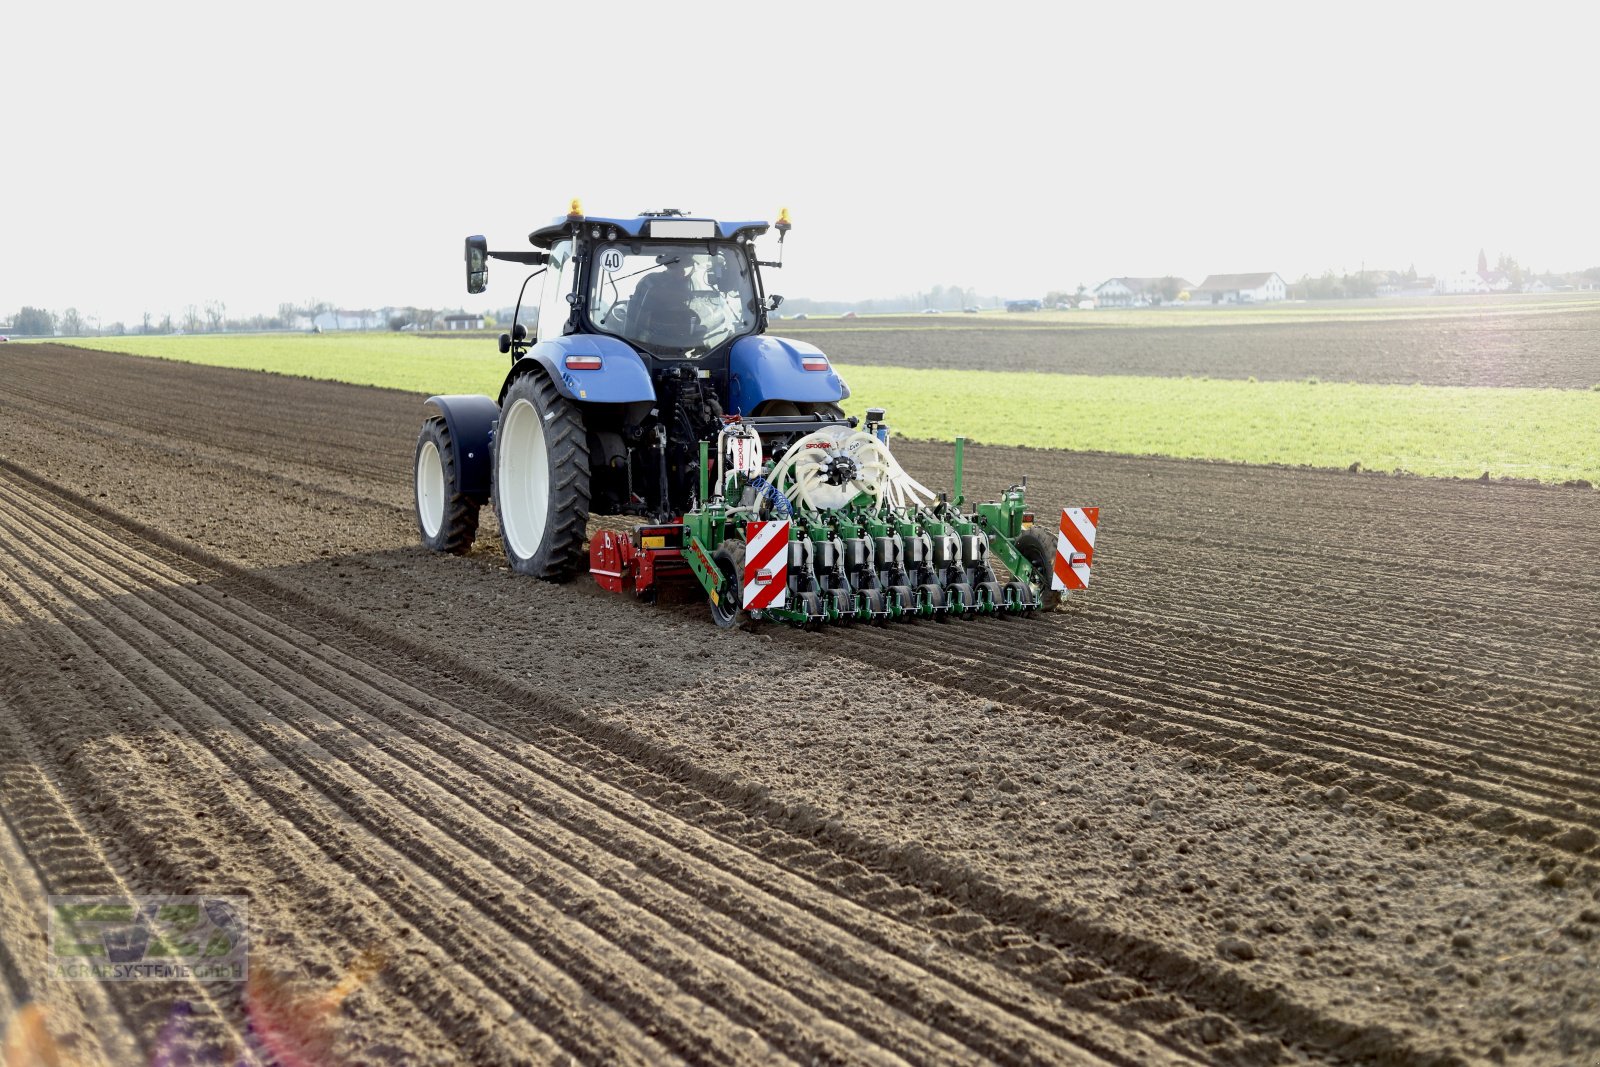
(414, 202), (1087, 626)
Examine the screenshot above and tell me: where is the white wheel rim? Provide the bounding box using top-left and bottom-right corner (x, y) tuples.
(416, 440), (445, 538)
(498, 397), (549, 561)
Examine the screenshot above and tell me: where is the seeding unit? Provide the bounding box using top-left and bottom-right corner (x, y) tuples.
(413, 203), (1096, 627)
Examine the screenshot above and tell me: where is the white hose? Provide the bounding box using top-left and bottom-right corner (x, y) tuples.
(765, 427), (934, 512)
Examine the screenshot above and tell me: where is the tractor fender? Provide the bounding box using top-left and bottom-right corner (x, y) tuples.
(424, 394), (499, 503)
(501, 336), (656, 405)
(727, 335), (850, 416)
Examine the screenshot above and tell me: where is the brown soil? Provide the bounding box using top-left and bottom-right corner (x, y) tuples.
(1, 343), (1596, 1065)
(779, 304), (1600, 388)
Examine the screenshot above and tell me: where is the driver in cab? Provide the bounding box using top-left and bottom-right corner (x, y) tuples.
(630, 255), (702, 347)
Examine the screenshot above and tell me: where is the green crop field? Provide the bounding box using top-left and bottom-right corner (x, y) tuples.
(47, 333), (1599, 484)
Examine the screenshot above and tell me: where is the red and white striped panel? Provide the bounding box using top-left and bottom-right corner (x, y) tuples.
(1052, 507), (1099, 591)
(742, 521), (789, 609)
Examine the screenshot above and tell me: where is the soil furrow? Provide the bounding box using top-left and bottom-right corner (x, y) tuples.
(0, 468), (1144, 1065)
(0, 520), (649, 1066)
(903, 616), (1600, 806)
(0, 459), (1479, 1067)
(837, 624), (1599, 857)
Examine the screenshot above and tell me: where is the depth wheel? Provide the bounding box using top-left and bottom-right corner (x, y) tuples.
(827, 588), (854, 625)
(1015, 527), (1062, 612)
(414, 416), (479, 555)
(918, 582), (946, 621)
(889, 584), (915, 622)
(709, 541), (748, 630)
(494, 371), (591, 580)
(977, 580), (1005, 615)
(799, 590), (824, 630)
(947, 581), (976, 619)
(861, 588), (887, 626)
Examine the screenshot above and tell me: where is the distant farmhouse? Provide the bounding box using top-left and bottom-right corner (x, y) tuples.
(442, 313), (485, 331)
(1190, 273), (1288, 304)
(1093, 277), (1194, 308)
(1436, 249), (1513, 295)
(1436, 271), (1491, 295)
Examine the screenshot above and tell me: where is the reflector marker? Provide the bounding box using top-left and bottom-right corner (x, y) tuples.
(1052, 507), (1098, 591)
(743, 521), (790, 609)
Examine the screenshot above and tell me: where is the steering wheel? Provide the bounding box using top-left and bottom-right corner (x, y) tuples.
(604, 300), (629, 326)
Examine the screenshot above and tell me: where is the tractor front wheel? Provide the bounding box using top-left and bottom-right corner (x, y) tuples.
(494, 371), (591, 580)
(414, 416), (479, 555)
(1015, 527), (1062, 612)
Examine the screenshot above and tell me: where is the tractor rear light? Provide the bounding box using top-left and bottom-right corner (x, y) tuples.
(801, 355), (829, 371)
(564, 355), (603, 370)
(1021, 512), (1035, 528)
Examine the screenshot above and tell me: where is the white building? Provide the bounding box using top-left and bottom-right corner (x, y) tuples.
(1435, 271), (1490, 295)
(1190, 273), (1287, 304)
(1093, 277), (1194, 307)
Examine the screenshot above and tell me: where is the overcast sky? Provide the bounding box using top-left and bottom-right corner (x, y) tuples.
(4, 1), (1595, 324)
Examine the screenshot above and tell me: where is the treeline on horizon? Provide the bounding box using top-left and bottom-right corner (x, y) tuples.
(9, 258), (1600, 337)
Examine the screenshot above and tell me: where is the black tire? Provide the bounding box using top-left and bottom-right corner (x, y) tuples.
(799, 590), (824, 630)
(1006, 580), (1036, 615)
(977, 580), (1005, 615)
(493, 371), (590, 580)
(828, 588), (854, 624)
(889, 584), (915, 622)
(414, 416), (479, 555)
(947, 581), (976, 619)
(918, 582), (946, 620)
(861, 587), (887, 626)
(709, 540), (748, 630)
(1015, 527), (1062, 612)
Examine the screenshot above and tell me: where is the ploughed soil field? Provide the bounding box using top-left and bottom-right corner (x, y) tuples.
(1, 343), (1596, 1065)
(779, 303), (1600, 388)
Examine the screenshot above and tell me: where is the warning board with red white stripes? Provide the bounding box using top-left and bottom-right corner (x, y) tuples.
(742, 521), (790, 609)
(1052, 507), (1099, 591)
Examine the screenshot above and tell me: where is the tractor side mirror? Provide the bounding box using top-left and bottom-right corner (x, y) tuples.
(465, 235), (488, 294)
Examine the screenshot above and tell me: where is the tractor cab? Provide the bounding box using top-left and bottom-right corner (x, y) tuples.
(523, 206), (778, 361)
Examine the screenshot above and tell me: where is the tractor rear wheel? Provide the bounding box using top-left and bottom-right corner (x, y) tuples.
(414, 416), (479, 555)
(1015, 527), (1061, 611)
(494, 371), (590, 580)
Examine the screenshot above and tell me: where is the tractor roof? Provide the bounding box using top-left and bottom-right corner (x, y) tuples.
(528, 210), (770, 249)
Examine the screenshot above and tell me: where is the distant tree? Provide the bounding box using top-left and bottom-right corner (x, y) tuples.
(141, 310), (152, 335)
(183, 305), (200, 332)
(277, 302), (299, 329)
(14, 306), (55, 335)
(159, 313), (173, 334)
(108, 321), (125, 336)
(1043, 290), (1072, 308)
(1495, 253), (1525, 291)
(1156, 276), (1182, 304)
(59, 308), (85, 336)
(204, 300), (226, 332)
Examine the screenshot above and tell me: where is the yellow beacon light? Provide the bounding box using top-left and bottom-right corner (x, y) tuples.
(776, 206), (791, 232)
(568, 197), (584, 219)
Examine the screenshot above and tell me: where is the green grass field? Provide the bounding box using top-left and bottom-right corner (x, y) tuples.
(48, 333), (1599, 484)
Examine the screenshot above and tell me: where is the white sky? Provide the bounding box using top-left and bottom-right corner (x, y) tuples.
(3, 1), (1595, 324)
